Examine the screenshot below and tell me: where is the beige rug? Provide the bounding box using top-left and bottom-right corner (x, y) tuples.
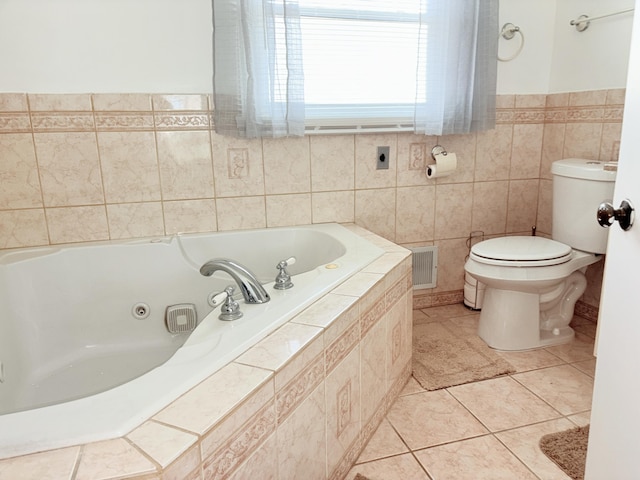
(540, 425), (589, 480)
(412, 322), (515, 391)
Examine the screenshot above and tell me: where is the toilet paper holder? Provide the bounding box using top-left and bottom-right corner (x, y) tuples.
(431, 145), (447, 160)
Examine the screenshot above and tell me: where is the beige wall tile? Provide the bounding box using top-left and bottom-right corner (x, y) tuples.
(355, 133), (397, 189)
(536, 179), (553, 236)
(569, 90), (608, 106)
(606, 88), (626, 105)
(107, 202), (164, 239)
(28, 94), (92, 111)
(355, 188), (396, 241)
(263, 136), (311, 194)
(0, 93), (28, 111)
(540, 123), (565, 180)
(434, 183), (473, 240)
(310, 135), (355, 192)
(311, 190), (355, 224)
(471, 181), (508, 236)
(216, 196), (266, 231)
(98, 131), (161, 203)
(546, 93), (569, 108)
(92, 94), (151, 111)
(163, 199), (217, 234)
(395, 186), (435, 244)
(0, 133), (42, 209)
(211, 134), (265, 198)
(266, 193), (311, 227)
(433, 237), (468, 292)
(46, 206), (109, 244)
(157, 131), (214, 200)
(563, 123), (603, 162)
(34, 132), (104, 207)
(276, 383), (326, 480)
(496, 95), (515, 109)
(475, 124), (513, 182)
(0, 209), (49, 248)
(152, 94), (209, 111)
(506, 179), (540, 234)
(515, 94), (546, 108)
(510, 124), (543, 179)
(600, 123), (622, 161)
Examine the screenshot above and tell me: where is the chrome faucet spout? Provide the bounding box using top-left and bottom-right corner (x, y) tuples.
(199, 258), (270, 304)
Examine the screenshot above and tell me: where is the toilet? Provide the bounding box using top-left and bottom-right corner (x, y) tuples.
(464, 159), (617, 351)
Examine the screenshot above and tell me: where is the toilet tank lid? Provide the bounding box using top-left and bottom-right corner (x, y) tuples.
(551, 158), (617, 181)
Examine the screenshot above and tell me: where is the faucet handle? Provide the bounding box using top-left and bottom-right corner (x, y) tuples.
(274, 257), (295, 290)
(211, 286), (244, 321)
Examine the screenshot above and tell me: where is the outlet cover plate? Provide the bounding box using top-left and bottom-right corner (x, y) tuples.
(377, 146), (390, 170)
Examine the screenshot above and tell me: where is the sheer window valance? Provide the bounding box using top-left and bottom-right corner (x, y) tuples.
(212, 0), (498, 138)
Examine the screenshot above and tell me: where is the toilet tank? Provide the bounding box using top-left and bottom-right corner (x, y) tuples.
(551, 159), (617, 254)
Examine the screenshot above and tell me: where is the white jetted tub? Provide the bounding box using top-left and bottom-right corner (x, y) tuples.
(0, 223), (383, 458)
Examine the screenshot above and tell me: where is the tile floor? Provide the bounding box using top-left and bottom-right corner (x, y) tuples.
(347, 303), (597, 480)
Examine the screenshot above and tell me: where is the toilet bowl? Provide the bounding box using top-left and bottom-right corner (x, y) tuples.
(464, 159), (616, 351)
(464, 236), (601, 350)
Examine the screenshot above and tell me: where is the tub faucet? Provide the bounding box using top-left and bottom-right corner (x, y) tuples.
(199, 258), (270, 304)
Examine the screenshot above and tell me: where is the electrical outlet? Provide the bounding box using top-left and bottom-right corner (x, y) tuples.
(377, 146), (390, 170)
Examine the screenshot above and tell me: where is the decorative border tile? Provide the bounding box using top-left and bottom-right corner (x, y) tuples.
(575, 300), (599, 323)
(412, 289), (464, 310)
(31, 112), (95, 132)
(275, 352), (325, 424)
(95, 112), (154, 131)
(202, 401), (276, 480)
(154, 112), (210, 130)
(0, 113), (31, 133)
(326, 321), (360, 374)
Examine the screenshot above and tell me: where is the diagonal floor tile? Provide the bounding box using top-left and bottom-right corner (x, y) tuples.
(415, 434), (538, 480)
(495, 418), (575, 480)
(496, 347), (565, 373)
(356, 419), (409, 463)
(513, 364), (594, 415)
(347, 453), (430, 480)
(448, 376), (561, 431)
(386, 390), (488, 450)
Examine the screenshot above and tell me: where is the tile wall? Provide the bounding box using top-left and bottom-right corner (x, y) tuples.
(0, 89), (624, 312)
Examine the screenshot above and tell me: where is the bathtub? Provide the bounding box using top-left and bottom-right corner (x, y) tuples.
(0, 223), (383, 459)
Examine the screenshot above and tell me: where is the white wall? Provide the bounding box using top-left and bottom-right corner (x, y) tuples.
(0, 0), (213, 93)
(0, 0), (634, 95)
(549, 0), (635, 93)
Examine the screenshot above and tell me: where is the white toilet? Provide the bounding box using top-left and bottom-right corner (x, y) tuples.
(464, 159), (617, 351)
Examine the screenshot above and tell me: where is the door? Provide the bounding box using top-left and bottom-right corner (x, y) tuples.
(585, 1), (640, 477)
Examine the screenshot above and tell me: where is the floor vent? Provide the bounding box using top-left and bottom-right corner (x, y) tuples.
(410, 246), (438, 289)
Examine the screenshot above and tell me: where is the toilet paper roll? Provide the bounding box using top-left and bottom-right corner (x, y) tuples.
(426, 152), (457, 179)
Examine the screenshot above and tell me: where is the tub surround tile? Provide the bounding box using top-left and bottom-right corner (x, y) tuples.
(360, 318), (389, 426)
(266, 193), (312, 227)
(235, 322), (323, 376)
(333, 271), (385, 299)
(74, 438), (157, 480)
(263, 136), (311, 195)
(98, 131), (161, 203)
(161, 445), (201, 480)
(163, 199), (217, 235)
(0, 447), (80, 480)
(225, 433), (278, 480)
(310, 135), (355, 192)
(215, 196), (266, 231)
(355, 188), (397, 240)
(106, 202), (165, 239)
(34, 132), (104, 207)
(156, 130), (215, 201)
(0, 209), (49, 248)
(46, 206), (109, 244)
(126, 421), (198, 469)
(0, 133), (41, 209)
(153, 362), (273, 436)
(311, 190), (355, 224)
(211, 135), (264, 198)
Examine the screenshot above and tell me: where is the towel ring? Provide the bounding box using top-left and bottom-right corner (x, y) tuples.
(498, 23), (525, 62)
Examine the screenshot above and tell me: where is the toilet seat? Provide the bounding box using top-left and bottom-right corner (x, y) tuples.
(470, 236), (573, 267)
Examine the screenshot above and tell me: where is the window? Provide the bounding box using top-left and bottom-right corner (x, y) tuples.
(296, 0), (423, 130)
(212, 0), (497, 138)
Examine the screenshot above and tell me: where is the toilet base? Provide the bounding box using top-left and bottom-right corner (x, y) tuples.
(477, 288), (576, 351)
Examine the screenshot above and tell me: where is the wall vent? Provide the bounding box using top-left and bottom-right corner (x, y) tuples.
(410, 246), (438, 289)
